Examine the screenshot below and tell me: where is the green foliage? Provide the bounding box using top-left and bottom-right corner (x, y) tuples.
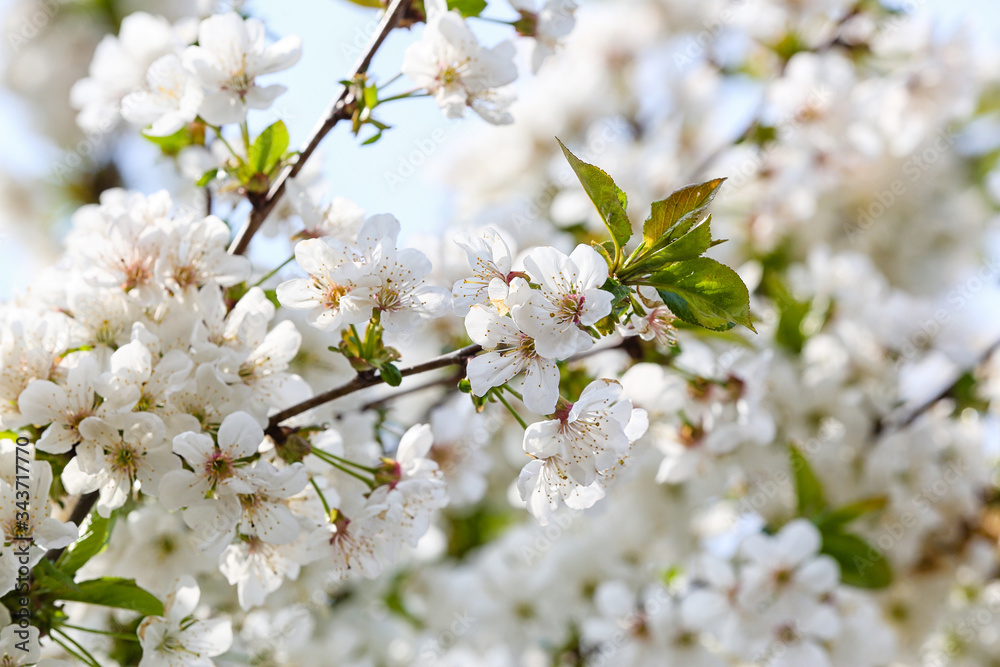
(56, 511), (116, 577)
(821, 531), (893, 589)
(790, 445), (825, 517)
(56, 578), (165, 616)
(556, 140), (752, 334)
(788, 446), (893, 589)
(33, 558), (164, 616)
(143, 124), (203, 156)
(640, 178), (724, 251)
(447, 0), (488, 17)
(238, 120), (291, 193)
(646, 258), (754, 332)
(557, 139), (631, 264)
(446, 503), (518, 560)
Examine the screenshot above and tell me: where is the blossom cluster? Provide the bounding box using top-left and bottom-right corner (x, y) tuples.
(1, 0), (1000, 666)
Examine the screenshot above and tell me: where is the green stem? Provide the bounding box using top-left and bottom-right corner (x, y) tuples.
(311, 450), (376, 486)
(376, 90), (430, 105)
(495, 391), (529, 429)
(60, 624), (139, 642)
(500, 385), (524, 401)
(50, 635), (96, 667)
(474, 15), (516, 25)
(253, 254), (295, 287)
(52, 628), (103, 667)
(326, 452), (379, 474)
(310, 477), (332, 515)
(380, 72), (404, 89)
(209, 125), (240, 160)
(240, 120), (251, 154)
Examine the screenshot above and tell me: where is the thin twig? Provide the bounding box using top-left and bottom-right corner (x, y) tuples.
(362, 371), (464, 411)
(228, 0), (411, 255)
(875, 336), (1000, 436)
(265, 344), (482, 440)
(46, 491), (98, 561)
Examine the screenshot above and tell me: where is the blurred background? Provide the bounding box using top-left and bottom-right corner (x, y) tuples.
(0, 0), (997, 299)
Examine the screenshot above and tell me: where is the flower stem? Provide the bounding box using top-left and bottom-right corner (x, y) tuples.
(310, 477), (332, 515)
(311, 449), (376, 486)
(209, 124), (240, 160)
(240, 120), (251, 154)
(51, 627), (104, 666)
(59, 623), (139, 642)
(495, 391), (529, 429)
(253, 254), (295, 287)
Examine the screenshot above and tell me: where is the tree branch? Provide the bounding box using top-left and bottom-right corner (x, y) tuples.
(46, 492), (98, 562)
(228, 0), (412, 255)
(265, 344), (482, 440)
(874, 336), (1000, 436)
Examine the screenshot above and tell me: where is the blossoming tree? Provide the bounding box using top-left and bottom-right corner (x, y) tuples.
(1, 0), (999, 665)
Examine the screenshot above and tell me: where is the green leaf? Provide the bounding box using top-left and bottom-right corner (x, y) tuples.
(557, 138), (632, 253)
(447, 0), (487, 17)
(641, 178), (725, 250)
(54, 577), (164, 616)
(647, 258), (754, 332)
(195, 168), (219, 187)
(379, 362), (402, 387)
(817, 496), (887, 532)
(821, 531), (893, 589)
(790, 445), (826, 518)
(591, 241), (614, 268)
(143, 126), (194, 156)
(249, 120), (290, 176)
(32, 557), (79, 594)
(56, 512), (116, 577)
(263, 289), (280, 310)
(622, 216), (716, 278)
(363, 85), (378, 111)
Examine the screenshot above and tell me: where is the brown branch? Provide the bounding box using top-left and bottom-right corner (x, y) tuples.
(45, 491), (98, 562)
(874, 336), (1000, 437)
(228, 0), (411, 255)
(362, 371), (465, 411)
(265, 344), (482, 440)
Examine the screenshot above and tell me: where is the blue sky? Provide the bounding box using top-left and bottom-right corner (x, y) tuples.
(0, 0), (998, 298)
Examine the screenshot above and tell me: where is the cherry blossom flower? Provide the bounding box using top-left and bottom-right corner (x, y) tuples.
(518, 379), (647, 523)
(137, 576), (233, 667)
(401, 0), (518, 124)
(511, 245), (614, 358)
(509, 0), (578, 73)
(464, 304), (559, 414)
(122, 53), (204, 136)
(62, 412), (180, 516)
(183, 12), (302, 125)
(159, 411), (264, 511)
(452, 227), (515, 316)
(276, 238), (378, 332)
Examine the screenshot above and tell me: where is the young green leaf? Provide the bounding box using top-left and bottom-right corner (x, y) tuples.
(56, 512), (116, 577)
(790, 445), (826, 518)
(817, 496), (887, 533)
(249, 120), (290, 176)
(620, 216), (716, 278)
(379, 362), (403, 387)
(143, 126), (195, 156)
(447, 0), (488, 17)
(641, 178), (725, 250)
(55, 577), (165, 616)
(820, 531), (893, 589)
(646, 258), (754, 332)
(556, 138), (632, 254)
(196, 168), (219, 187)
